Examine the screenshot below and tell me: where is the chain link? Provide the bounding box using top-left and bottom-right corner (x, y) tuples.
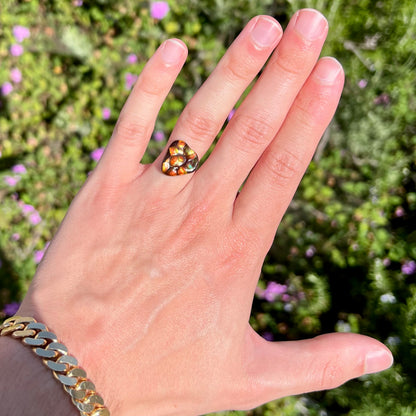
(1, 316), (110, 416)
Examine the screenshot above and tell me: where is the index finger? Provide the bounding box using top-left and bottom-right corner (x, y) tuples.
(93, 39), (188, 186)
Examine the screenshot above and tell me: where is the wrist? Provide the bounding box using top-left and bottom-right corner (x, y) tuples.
(0, 335), (77, 416)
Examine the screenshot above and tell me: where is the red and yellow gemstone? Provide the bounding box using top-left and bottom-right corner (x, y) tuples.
(161, 140), (199, 176)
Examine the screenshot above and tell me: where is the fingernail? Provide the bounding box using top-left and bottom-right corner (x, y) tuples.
(250, 16), (282, 48)
(365, 348), (393, 374)
(161, 39), (186, 66)
(313, 57), (342, 84)
(293, 9), (328, 41)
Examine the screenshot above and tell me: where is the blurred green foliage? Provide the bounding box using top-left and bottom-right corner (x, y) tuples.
(1, 0), (415, 414)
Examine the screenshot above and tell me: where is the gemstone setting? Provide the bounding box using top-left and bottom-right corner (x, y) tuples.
(161, 140), (199, 176)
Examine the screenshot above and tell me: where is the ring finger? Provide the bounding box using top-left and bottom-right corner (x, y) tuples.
(195, 9), (329, 197)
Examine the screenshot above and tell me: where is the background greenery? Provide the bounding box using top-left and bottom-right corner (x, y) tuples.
(1, 0), (415, 414)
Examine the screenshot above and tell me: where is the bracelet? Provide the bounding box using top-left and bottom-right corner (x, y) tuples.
(0, 315), (110, 416)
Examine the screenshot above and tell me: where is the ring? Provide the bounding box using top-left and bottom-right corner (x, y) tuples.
(161, 140), (199, 176)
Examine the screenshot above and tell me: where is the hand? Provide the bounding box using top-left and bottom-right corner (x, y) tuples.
(18, 9), (392, 416)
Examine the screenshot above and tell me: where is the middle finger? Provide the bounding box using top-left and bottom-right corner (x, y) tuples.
(196, 9), (329, 196)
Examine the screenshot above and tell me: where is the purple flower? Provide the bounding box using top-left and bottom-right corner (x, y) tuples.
(29, 211), (42, 225)
(4, 175), (20, 186)
(90, 147), (104, 162)
(150, 1), (170, 20)
(125, 72), (138, 90)
(395, 206), (405, 217)
(126, 54), (138, 64)
(3, 302), (20, 316)
(358, 79), (368, 89)
(12, 164), (26, 174)
(34, 249), (45, 264)
(227, 109), (236, 121)
(383, 258), (391, 267)
(21, 203), (35, 214)
(12, 26), (30, 43)
(402, 260), (416, 275)
(11, 233), (20, 241)
(262, 282), (287, 302)
(153, 130), (165, 142)
(18, 200), (41, 225)
(10, 68), (22, 83)
(73, 0), (83, 5)
(1, 82), (13, 96)
(34, 242), (50, 264)
(102, 107), (111, 120)
(10, 44), (24, 57)
(305, 245), (316, 258)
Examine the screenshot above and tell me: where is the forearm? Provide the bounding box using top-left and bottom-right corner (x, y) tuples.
(0, 335), (77, 416)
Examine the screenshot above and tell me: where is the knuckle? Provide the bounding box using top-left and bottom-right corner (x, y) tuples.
(220, 226), (263, 271)
(234, 223), (263, 252)
(221, 53), (255, 84)
(271, 47), (306, 80)
(180, 107), (218, 140)
(233, 113), (275, 152)
(319, 358), (342, 390)
(113, 115), (152, 145)
(265, 145), (304, 184)
(293, 89), (333, 128)
(135, 73), (167, 99)
(291, 100), (320, 131)
(273, 55), (304, 79)
(176, 191), (219, 242)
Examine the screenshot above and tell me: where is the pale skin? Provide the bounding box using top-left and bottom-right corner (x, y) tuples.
(0, 9), (393, 416)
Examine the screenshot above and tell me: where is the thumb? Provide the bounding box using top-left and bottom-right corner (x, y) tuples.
(243, 331), (393, 408)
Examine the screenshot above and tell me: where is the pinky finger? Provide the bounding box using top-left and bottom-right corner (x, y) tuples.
(95, 39), (188, 186)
